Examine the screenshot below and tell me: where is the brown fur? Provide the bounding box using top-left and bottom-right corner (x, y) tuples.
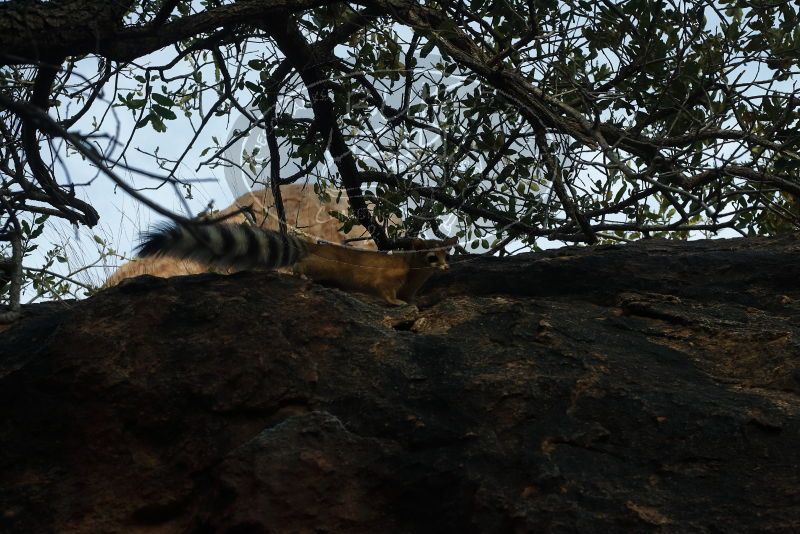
(296, 237), (457, 305)
(102, 257), (218, 288)
(213, 185), (376, 247)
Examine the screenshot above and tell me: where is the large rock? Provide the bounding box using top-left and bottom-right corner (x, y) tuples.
(1, 235), (800, 532)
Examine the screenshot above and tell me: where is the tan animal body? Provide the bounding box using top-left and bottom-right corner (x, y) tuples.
(296, 238), (455, 305)
(102, 185), (374, 288)
(135, 223), (455, 305)
(212, 185), (375, 246)
(102, 256), (220, 288)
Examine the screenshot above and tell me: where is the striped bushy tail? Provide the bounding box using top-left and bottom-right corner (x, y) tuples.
(136, 223), (309, 270)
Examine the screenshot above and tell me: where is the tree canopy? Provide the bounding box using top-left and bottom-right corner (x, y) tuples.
(2, 0), (800, 315)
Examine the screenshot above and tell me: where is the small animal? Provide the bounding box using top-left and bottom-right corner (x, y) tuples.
(102, 184), (376, 288)
(136, 223), (456, 305)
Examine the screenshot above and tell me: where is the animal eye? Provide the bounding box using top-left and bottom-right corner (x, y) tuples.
(426, 253), (437, 262)
(445, 253), (451, 260)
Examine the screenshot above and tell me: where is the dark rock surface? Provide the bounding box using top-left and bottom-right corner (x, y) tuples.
(1, 235), (800, 532)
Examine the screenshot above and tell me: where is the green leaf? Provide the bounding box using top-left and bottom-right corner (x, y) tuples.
(152, 104), (177, 120)
(127, 98), (147, 110)
(151, 93), (174, 107)
(419, 40), (436, 58)
(135, 115), (152, 129)
(151, 114), (167, 132)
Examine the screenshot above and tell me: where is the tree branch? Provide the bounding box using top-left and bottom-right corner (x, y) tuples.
(18, 59), (100, 226)
(260, 12), (391, 249)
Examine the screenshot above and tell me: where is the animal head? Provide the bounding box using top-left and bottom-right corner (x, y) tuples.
(404, 236), (458, 270)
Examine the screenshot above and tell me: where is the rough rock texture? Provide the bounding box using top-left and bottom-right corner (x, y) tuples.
(2, 235), (800, 532)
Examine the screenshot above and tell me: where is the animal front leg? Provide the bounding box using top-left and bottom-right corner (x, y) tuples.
(380, 287), (408, 306)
